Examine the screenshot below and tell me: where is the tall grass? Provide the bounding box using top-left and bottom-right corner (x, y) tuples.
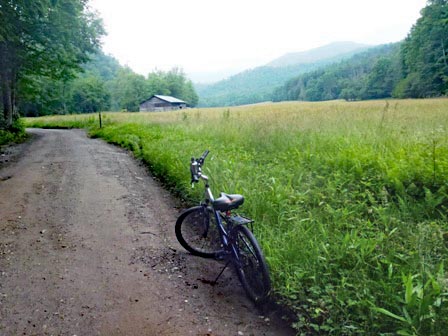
(25, 99), (448, 334)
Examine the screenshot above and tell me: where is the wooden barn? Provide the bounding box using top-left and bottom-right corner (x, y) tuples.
(139, 95), (187, 112)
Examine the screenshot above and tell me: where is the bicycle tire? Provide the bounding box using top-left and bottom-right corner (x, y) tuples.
(231, 224), (271, 303)
(175, 206), (224, 258)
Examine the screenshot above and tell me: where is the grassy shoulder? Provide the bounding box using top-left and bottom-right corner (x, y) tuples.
(25, 99), (448, 335)
(0, 119), (29, 146)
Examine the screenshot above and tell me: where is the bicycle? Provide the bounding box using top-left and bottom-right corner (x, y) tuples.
(175, 150), (271, 303)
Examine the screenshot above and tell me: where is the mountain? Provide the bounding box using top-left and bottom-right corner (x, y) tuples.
(196, 42), (373, 107)
(267, 41), (370, 67)
(272, 43), (401, 102)
(196, 62), (330, 107)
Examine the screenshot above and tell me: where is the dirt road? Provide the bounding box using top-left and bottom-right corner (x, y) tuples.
(0, 129), (294, 336)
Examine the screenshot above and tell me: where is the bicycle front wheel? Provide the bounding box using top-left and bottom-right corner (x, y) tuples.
(175, 206), (223, 258)
(231, 225), (271, 303)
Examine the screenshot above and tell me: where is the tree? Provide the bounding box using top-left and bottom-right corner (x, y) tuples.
(109, 67), (149, 112)
(69, 76), (110, 113)
(18, 75), (68, 116)
(82, 52), (122, 82)
(0, 0), (104, 128)
(150, 68), (199, 106)
(147, 71), (170, 97)
(272, 44), (401, 102)
(182, 80), (199, 107)
(362, 57), (400, 99)
(399, 0), (448, 97)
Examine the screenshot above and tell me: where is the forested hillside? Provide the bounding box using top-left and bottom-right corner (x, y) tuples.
(274, 0), (448, 102)
(197, 63), (326, 107)
(197, 43), (371, 107)
(272, 44), (402, 102)
(199, 1), (447, 107)
(396, 0), (448, 98)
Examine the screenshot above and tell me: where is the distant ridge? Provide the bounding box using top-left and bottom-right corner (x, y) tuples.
(196, 41), (374, 107)
(267, 41), (370, 68)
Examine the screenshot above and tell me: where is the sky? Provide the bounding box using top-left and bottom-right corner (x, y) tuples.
(88, 0), (428, 83)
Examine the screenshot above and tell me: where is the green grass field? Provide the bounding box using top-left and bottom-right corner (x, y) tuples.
(25, 99), (448, 335)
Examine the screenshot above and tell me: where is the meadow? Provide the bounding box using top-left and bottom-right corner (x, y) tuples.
(25, 99), (448, 334)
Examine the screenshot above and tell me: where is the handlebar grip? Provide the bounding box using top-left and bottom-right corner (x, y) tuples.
(199, 150), (209, 164)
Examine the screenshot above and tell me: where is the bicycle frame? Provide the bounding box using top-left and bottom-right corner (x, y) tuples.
(199, 174), (237, 257)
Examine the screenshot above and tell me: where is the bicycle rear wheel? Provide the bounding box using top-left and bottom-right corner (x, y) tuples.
(175, 206), (223, 258)
(231, 224), (271, 304)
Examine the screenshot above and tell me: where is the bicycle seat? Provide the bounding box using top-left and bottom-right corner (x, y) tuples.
(213, 193), (244, 211)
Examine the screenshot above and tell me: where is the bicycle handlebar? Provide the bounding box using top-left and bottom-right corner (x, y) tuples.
(190, 150), (209, 184)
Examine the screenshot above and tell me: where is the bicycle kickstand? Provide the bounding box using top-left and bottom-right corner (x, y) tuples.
(212, 259), (231, 284)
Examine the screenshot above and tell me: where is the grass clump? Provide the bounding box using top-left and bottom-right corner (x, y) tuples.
(25, 99), (448, 335)
(0, 118), (29, 146)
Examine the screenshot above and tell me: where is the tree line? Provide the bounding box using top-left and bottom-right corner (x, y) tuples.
(272, 44), (402, 102)
(0, 0), (198, 127)
(20, 53), (199, 117)
(1, 0), (103, 129)
(273, 0), (448, 102)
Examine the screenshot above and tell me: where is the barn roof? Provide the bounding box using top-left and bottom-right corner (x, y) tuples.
(139, 95), (187, 107)
(153, 95), (186, 104)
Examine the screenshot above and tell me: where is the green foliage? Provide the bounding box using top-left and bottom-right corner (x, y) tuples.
(197, 43), (371, 107)
(25, 99), (448, 334)
(364, 57), (400, 99)
(13, 0), (447, 118)
(197, 63), (336, 107)
(19, 55), (199, 116)
(2, 4), (198, 118)
(374, 265), (448, 335)
(82, 52), (122, 81)
(272, 1), (447, 104)
(70, 76), (110, 113)
(273, 44), (402, 102)
(109, 67), (149, 112)
(145, 67), (199, 107)
(399, 0), (448, 98)
(0, 119), (28, 146)
(0, 0), (104, 127)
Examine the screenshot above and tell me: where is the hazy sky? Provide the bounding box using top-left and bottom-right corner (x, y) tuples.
(89, 0), (428, 82)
